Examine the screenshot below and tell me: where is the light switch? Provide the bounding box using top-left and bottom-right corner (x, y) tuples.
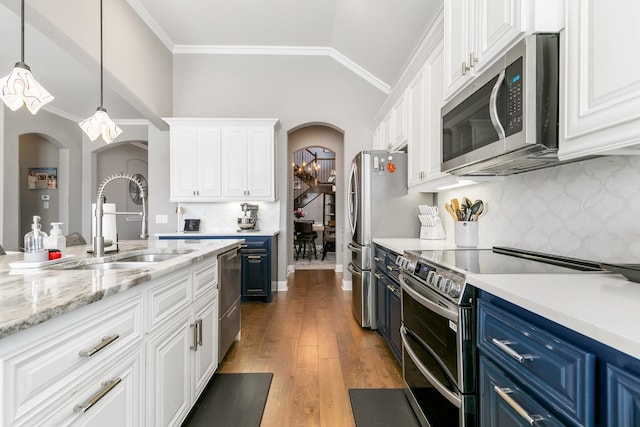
(155, 214), (168, 224)
(43, 201), (49, 209)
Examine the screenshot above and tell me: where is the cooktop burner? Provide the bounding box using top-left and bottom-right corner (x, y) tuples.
(396, 247), (605, 304)
(404, 246), (604, 275)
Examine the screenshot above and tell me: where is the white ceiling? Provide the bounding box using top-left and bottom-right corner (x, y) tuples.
(0, 0), (442, 123)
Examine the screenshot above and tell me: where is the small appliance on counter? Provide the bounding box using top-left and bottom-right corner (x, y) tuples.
(418, 205), (445, 240)
(237, 203), (259, 231)
(183, 218), (200, 232)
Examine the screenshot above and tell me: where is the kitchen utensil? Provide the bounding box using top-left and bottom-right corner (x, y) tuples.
(444, 203), (458, 221)
(462, 197), (473, 210)
(468, 200), (483, 221)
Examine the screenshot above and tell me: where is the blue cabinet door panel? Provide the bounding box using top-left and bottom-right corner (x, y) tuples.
(480, 356), (566, 427)
(607, 364), (640, 427)
(478, 300), (595, 427)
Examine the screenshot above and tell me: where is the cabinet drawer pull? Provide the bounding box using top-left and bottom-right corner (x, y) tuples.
(191, 322), (198, 351)
(197, 319), (203, 346)
(386, 284), (401, 297)
(247, 255), (262, 260)
(462, 61), (469, 75)
(386, 264), (397, 272)
(374, 273), (383, 279)
(494, 386), (544, 425)
(79, 334), (120, 358)
(491, 338), (535, 362)
(374, 257), (384, 262)
(73, 378), (122, 413)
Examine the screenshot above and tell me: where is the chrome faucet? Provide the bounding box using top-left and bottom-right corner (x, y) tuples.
(93, 173), (148, 256)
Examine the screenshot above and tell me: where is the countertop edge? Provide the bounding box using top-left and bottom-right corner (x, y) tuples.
(155, 230), (280, 237)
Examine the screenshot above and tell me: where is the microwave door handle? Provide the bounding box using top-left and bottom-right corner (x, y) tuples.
(489, 69), (506, 140)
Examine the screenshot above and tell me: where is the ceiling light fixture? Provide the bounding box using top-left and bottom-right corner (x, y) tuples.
(0, 0), (54, 114)
(79, 0), (122, 144)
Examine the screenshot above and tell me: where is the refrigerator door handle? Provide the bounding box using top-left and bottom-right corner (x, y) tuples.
(348, 161), (358, 236)
(347, 242), (362, 253)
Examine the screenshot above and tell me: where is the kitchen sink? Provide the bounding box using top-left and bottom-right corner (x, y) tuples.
(115, 253), (183, 263)
(70, 262), (153, 270)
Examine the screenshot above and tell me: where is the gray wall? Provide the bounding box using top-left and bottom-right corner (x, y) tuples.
(171, 54), (385, 281)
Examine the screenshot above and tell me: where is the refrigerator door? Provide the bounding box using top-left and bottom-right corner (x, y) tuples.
(347, 241), (371, 271)
(347, 153), (361, 242)
(348, 262), (375, 328)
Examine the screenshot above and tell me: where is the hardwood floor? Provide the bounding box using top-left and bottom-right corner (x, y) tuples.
(218, 269), (404, 427)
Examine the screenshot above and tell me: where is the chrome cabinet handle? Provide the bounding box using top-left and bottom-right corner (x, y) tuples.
(386, 264), (398, 272)
(494, 386), (544, 424)
(374, 273), (383, 279)
(190, 322), (198, 351)
(79, 334), (120, 358)
(386, 284), (400, 297)
(374, 257), (384, 262)
(489, 69), (506, 140)
(73, 378), (122, 413)
(491, 338), (535, 363)
(469, 52), (477, 67)
(462, 61), (469, 76)
(197, 319), (203, 346)
(247, 255), (263, 260)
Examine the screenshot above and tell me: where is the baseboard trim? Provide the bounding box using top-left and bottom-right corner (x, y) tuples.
(342, 279), (352, 291)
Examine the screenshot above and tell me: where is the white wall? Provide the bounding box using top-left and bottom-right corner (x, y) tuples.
(436, 155), (640, 263)
(172, 54), (386, 280)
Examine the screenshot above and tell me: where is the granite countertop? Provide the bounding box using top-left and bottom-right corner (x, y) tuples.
(156, 230), (280, 237)
(0, 239), (242, 339)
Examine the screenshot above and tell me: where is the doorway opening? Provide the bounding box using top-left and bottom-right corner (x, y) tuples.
(288, 125), (343, 271)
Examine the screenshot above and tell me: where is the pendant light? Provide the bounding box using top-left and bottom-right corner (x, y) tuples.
(0, 0), (54, 114)
(79, 0), (122, 144)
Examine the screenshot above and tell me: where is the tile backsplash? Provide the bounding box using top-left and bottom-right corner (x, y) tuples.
(436, 155), (640, 263)
(175, 201), (281, 232)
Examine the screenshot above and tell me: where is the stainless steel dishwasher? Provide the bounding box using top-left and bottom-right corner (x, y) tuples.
(218, 247), (241, 361)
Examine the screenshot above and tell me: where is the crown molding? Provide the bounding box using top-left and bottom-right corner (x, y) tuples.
(173, 44), (391, 94)
(126, 0), (175, 51)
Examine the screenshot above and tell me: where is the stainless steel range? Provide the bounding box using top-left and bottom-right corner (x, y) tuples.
(395, 247), (604, 427)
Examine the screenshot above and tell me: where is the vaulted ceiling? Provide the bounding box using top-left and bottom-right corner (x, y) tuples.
(0, 0), (442, 123)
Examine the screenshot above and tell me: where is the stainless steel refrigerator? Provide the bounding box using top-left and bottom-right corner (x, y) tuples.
(347, 150), (430, 328)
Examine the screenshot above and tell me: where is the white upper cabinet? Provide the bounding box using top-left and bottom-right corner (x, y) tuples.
(392, 91), (408, 149)
(445, 0), (563, 100)
(221, 125), (275, 200)
(166, 118), (278, 202)
(558, 0), (640, 160)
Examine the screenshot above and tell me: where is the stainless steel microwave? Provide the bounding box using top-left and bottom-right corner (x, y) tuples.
(441, 34), (560, 176)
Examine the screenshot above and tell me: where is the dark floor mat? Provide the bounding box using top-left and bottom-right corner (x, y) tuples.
(349, 388), (421, 427)
(182, 373), (273, 427)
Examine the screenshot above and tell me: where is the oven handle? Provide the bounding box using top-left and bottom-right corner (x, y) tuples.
(400, 274), (458, 322)
(401, 326), (461, 408)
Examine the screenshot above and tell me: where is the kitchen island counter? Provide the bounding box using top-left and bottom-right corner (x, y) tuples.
(156, 230), (279, 238)
(0, 239), (242, 339)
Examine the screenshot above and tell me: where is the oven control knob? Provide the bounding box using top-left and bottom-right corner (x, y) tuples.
(396, 256), (415, 273)
(449, 281), (462, 298)
(441, 278), (452, 293)
(432, 274), (442, 288)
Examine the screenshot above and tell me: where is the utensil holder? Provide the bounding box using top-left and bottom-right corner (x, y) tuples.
(454, 221), (479, 248)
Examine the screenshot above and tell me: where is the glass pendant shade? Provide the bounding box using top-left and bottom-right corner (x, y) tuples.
(79, 106), (122, 144)
(0, 62), (54, 115)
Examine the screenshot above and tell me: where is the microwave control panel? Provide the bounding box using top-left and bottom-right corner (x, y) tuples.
(505, 57), (523, 136)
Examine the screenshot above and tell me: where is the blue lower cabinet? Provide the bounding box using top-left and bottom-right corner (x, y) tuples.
(375, 272), (389, 336)
(373, 244), (402, 364)
(479, 356), (565, 427)
(606, 364), (640, 426)
(387, 283), (401, 360)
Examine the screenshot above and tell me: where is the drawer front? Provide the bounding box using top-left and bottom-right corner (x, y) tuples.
(479, 356), (566, 427)
(240, 238), (268, 250)
(3, 296), (143, 425)
(193, 260), (217, 298)
(478, 300), (595, 426)
(24, 347), (143, 427)
(374, 246), (388, 273)
(146, 271), (192, 331)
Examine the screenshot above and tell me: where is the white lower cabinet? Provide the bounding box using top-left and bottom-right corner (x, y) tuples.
(0, 258), (220, 427)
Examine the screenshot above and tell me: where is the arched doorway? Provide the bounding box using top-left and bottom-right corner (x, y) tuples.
(287, 124), (344, 272)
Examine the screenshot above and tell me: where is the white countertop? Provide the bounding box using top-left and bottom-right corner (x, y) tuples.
(156, 230), (279, 237)
(0, 239), (242, 339)
(468, 272), (640, 360)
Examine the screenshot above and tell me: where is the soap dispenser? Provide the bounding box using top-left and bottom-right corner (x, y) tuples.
(46, 222), (66, 253)
(24, 215), (48, 262)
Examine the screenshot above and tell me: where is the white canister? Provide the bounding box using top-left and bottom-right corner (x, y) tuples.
(454, 221), (479, 248)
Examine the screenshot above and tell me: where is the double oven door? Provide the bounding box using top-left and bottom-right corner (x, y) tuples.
(400, 273), (476, 427)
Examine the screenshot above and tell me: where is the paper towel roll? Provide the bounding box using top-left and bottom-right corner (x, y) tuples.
(92, 203), (118, 251)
